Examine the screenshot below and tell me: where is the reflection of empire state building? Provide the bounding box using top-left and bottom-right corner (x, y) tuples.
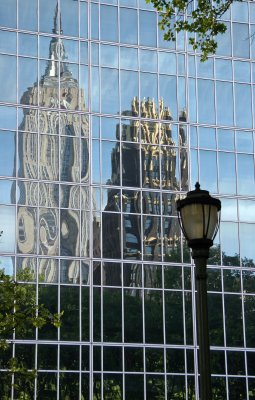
(17, 5), (89, 283)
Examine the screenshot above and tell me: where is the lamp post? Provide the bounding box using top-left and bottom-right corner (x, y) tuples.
(176, 182), (221, 400)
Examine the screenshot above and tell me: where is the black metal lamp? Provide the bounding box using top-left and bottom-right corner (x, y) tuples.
(177, 182), (221, 258)
(176, 182), (221, 400)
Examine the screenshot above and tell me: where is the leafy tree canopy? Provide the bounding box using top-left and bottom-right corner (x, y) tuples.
(0, 268), (62, 399)
(146, 0), (234, 60)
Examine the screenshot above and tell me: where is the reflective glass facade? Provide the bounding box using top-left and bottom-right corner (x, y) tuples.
(0, 0), (254, 398)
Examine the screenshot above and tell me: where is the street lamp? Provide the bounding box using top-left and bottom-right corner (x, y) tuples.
(176, 182), (221, 400)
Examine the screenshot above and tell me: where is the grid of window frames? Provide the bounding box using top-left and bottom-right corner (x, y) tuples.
(0, 0), (254, 399)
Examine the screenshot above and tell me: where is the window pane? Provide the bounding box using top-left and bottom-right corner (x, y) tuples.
(19, 57), (38, 105)
(0, 205), (16, 253)
(158, 52), (176, 75)
(19, 33), (37, 57)
(61, 0), (79, 37)
(121, 70), (138, 113)
(100, 5), (118, 42)
(240, 224), (255, 265)
(91, 3), (99, 40)
(102, 141), (120, 185)
(232, 1), (248, 22)
(18, 0), (37, 31)
(140, 49), (157, 72)
(91, 67), (100, 112)
(239, 200), (255, 222)
(232, 23), (249, 58)
(234, 61), (250, 83)
(0, 131), (16, 177)
(236, 131), (253, 153)
(216, 22), (231, 56)
(188, 78), (196, 122)
(217, 129), (234, 151)
(235, 84), (252, 128)
(199, 150), (217, 193)
(120, 47), (138, 70)
(159, 75), (177, 120)
(199, 127), (216, 149)
(221, 222), (239, 266)
(101, 44), (118, 68)
(141, 73), (158, 110)
(139, 11), (156, 47)
(197, 79), (215, 124)
(197, 57), (213, 78)
(215, 58), (232, 80)
(0, 30), (16, 53)
(237, 154), (255, 195)
(0, 0), (16, 28)
(218, 152), (236, 194)
(80, 1), (88, 39)
(220, 198), (237, 221)
(101, 68), (119, 114)
(39, 0), (56, 34)
(216, 81), (234, 126)
(120, 8), (137, 44)
(101, 117), (119, 141)
(0, 55), (16, 103)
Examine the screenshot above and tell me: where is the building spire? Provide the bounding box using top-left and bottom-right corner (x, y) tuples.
(40, 1), (74, 82)
(53, 2), (62, 35)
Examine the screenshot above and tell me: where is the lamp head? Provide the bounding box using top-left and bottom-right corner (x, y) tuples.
(176, 182), (221, 250)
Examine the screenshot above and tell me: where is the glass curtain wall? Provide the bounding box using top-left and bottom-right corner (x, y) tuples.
(0, 0), (254, 399)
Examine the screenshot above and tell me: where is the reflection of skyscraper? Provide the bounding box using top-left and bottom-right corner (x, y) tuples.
(17, 5), (89, 282)
(0, 0), (255, 398)
(101, 97), (188, 285)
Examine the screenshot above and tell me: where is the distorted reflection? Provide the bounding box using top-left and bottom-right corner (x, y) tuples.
(16, 4), (89, 266)
(103, 212), (121, 259)
(144, 264), (162, 288)
(102, 262), (122, 286)
(81, 210), (90, 258)
(39, 208), (59, 256)
(60, 259), (80, 284)
(60, 209), (79, 257)
(123, 214), (141, 259)
(101, 97), (188, 284)
(17, 206), (37, 254)
(39, 258), (58, 283)
(39, 182), (59, 207)
(143, 215), (161, 261)
(122, 190), (140, 213)
(142, 191), (160, 214)
(16, 258), (36, 280)
(163, 217), (181, 262)
(60, 185), (79, 209)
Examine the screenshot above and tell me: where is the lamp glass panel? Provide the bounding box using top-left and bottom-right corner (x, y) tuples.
(180, 203), (204, 240)
(180, 203), (218, 240)
(204, 204), (218, 239)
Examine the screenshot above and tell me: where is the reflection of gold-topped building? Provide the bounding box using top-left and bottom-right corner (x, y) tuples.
(121, 96), (188, 191)
(101, 98), (188, 286)
(17, 6), (89, 282)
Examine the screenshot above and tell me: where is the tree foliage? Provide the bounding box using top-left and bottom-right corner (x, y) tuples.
(146, 0), (234, 60)
(0, 268), (62, 399)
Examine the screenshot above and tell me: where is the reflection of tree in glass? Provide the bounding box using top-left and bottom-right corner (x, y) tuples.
(2, 261), (254, 398)
(0, 268), (62, 399)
